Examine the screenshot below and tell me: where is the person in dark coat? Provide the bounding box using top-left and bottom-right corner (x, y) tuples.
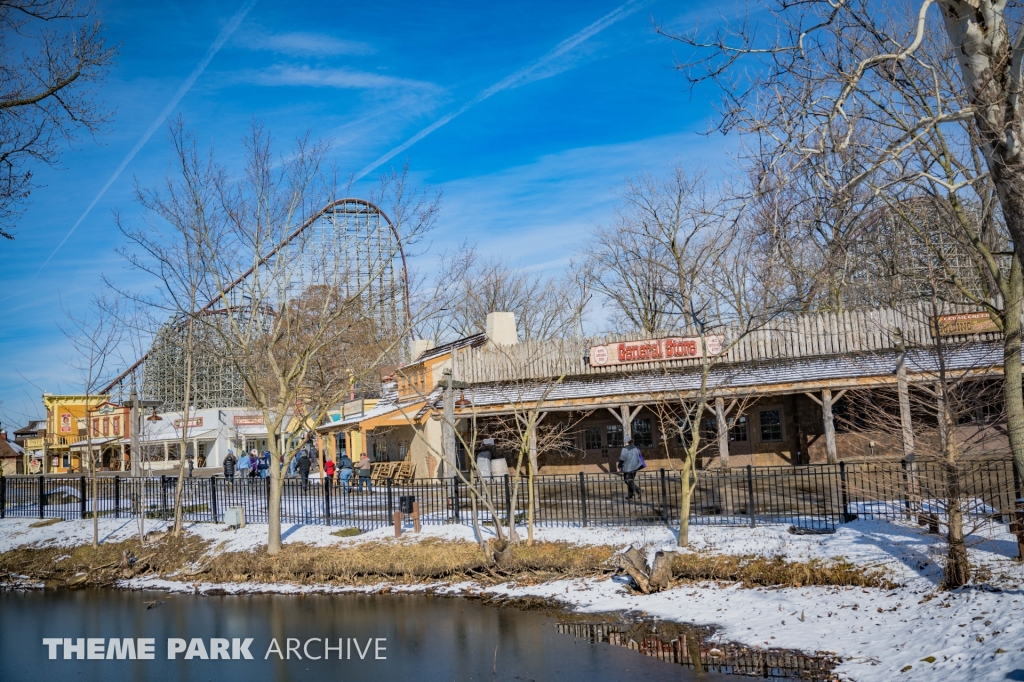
(617, 438), (644, 500)
(297, 451), (312, 491)
(223, 450), (237, 481)
(338, 453), (354, 493)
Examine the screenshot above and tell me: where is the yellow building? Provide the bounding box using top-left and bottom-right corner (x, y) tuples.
(41, 393), (113, 473)
(316, 315), (514, 478)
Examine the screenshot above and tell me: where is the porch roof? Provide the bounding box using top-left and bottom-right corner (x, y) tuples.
(455, 343), (1004, 414)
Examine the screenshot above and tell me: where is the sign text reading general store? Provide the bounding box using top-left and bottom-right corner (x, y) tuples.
(587, 335), (724, 367)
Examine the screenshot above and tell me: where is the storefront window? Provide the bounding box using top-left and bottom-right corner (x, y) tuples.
(700, 418), (717, 441)
(729, 415), (748, 441)
(584, 427), (602, 450)
(759, 409), (783, 441)
(631, 418), (653, 448)
(606, 424), (623, 448)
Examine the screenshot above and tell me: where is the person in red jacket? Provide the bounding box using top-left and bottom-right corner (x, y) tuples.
(324, 457), (336, 482)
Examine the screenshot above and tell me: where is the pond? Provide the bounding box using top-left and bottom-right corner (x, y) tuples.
(0, 590), (733, 682)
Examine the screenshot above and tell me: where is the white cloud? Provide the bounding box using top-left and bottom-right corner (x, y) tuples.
(247, 30), (375, 56)
(423, 130), (739, 271)
(244, 64), (442, 93)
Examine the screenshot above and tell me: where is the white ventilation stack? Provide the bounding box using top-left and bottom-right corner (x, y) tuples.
(410, 338), (436, 360)
(485, 312), (518, 346)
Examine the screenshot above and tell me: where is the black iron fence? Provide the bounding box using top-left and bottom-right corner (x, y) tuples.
(1, 460), (1019, 533)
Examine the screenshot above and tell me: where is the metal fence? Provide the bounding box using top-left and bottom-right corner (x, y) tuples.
(1, 460), (1019, 533)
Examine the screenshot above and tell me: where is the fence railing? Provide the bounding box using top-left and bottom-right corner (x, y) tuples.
(1, 460), (1018, 533)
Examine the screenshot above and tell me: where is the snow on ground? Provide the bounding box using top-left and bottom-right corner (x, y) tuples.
(2, 516), (1023, 681)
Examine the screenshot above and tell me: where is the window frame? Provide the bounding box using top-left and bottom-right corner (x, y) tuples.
(631, 418), (654, 448)
(757, 407), (785, 442)
(606, 423), (623, 449)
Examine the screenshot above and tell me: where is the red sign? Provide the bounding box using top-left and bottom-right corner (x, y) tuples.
(233, 415), (264, 426)
(588, 335), (724, 367)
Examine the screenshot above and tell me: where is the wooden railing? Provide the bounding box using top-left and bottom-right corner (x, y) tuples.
(452, 301), (1004, 384)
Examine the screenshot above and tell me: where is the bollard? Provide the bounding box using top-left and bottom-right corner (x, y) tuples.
(394, 510), (403, 537)
(413, 500), (421, 533)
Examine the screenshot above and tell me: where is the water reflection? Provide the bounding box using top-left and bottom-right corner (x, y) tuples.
(0, 590), (731, 682)
(557, 621), (838, 681)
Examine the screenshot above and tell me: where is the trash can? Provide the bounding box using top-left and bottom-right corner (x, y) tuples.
(399, 495), (415, 514)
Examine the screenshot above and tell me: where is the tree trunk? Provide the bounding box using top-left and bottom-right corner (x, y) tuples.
(944, 458), (970, 588)
(1003, 256), (1024, 483)
(88, 404), (97, 549)
(527, 420), (538, 546)
(937, 387), (970, 587)
(677, 454), (694, 547)
(171, 317), (195, 536)
(268, 454), (283, 555)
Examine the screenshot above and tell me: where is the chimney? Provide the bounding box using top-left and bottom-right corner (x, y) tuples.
(410, 338), (436, 360)
(486, 312), (518, 346)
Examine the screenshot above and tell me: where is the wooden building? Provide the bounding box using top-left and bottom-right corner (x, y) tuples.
(321, 303), (1012, 477)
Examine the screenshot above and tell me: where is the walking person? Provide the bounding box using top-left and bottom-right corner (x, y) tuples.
(617, 438), (645, 501)
(476, 438), (494, 479)
(297, 450), (312, 491)
(237, 450), (252, 479)
(258, 451), (270, 478)
(323, 457), (336, 482)
(338, 452), (354, 493)
(356, 453), (373, 493)
(223, 449), (237, 482)
(288, 448), (302, 478)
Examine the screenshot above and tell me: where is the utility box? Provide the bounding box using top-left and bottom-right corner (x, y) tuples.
(224, 506), (246, 528)
(399, 495), (415, 514)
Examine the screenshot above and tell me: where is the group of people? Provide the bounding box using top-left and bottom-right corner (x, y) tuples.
(222, 449), (270, 480)
(220, 438), (646, 500)
(221, 446), (374, 494)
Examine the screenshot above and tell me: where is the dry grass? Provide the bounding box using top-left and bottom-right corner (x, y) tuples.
(330, 528), (362, 537)
(670, 553), (895, 588)
(0, 536), (891, 590)
(203, 539), (615, 585)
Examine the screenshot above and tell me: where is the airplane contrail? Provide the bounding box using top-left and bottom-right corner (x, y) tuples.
(352, 0), (652, 182)
(34, 0), (260, 275)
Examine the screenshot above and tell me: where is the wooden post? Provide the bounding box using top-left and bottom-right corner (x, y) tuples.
(441, 369), (455, 478)
(896, 352), (915, 462)
(620, 405), (632, 443)
(394, 510), (402, 537)
(897, 349), (919, 514)
(715, 397), (729, 469)
(822, 389), (838, 464)
(413, 500), (421, 533)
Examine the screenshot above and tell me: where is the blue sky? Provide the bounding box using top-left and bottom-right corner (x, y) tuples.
(0, 0), (738, 426)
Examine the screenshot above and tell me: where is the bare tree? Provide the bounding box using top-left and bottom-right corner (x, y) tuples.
(195, 127), (437, 555)
(837, 297), (1012, 588)
(114, 119), (222, 538)
(0, 0), (116, 239)
(59, 291), (123, 548)
(417, 243), (591, 344)
(661, 0), (1024, 482)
